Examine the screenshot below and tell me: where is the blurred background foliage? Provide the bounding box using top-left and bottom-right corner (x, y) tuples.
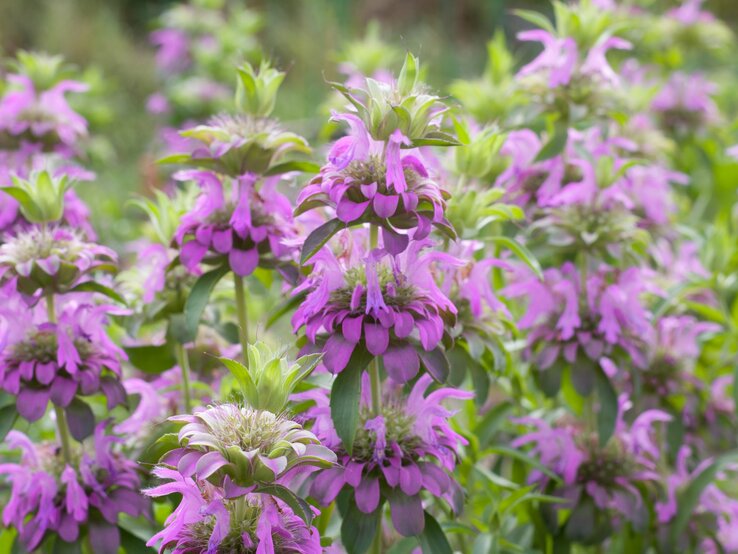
(1, 0), (736, 244)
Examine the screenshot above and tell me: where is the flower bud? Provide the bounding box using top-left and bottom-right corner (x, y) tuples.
(4, 171), (69, 224)
(220, 341), (322, 414)
(235, 61), (285, 117)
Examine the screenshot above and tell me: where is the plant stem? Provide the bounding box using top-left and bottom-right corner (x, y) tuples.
(370, 358), (382, 416)
(176, 343), (193, 413)
(369, 224), (379, 250)
(234, 275), (250, 355)
(45, 292), (56, 323)
(371, 522), (382, 554)
(46, 292), (72, 463)
(54, 405), (73, 465)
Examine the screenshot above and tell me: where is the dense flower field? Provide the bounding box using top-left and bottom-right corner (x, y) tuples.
(2, 0), (738, 552)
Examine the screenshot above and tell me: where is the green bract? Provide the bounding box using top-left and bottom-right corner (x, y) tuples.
(235, 61), (285, 117)
(4, 170), (69, 224)
(331, 52), (459, 146)
(220, 342), (322, 414)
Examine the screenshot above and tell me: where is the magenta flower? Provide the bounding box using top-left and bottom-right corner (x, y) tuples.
(292, 238), (458, 382)
(301, 374), (471, 537)
(652, 72), (718, 135)
(145, 468), (322, 554)
(512, 396), (671, 536)
(0, 74), (88, 149)
(175, 170), (297, 277)
(151, 28), (191, 74)
(0, 300), (127, 421)
(296, 114), (453, 254)
(503, 263), (653, 388)
(157, 403), (336, 489)
(0, 423), (146, 552)
(0, 226), (116, 299)
(517, 30), (631, 88)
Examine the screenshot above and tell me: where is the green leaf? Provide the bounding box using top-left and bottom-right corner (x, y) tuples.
(340, 498), (381, 554)
(264, 160), (321, 176)
(65, 398), (95, 441)
(255, 484), (314, 527)
(119, 529), (154, 554)
(595, 369), (618, 446)
(219, 357), (258, 406)
(487, 445), (562, 482)
(417, 511), (452, 554)
(669, 450), (738, 546)
(183, 264), (229, 342)
(485, 236), (543, 280)
(141, 432), (180, 465)
(534, 125), (568, 163)
(68, 281), (126, 305)
(123, 344), (177, 374)
(330, 348), (373, 454)
(0, 404), (18, 442)
(514, 9), (556, 34)
(300, 219), (344, 265)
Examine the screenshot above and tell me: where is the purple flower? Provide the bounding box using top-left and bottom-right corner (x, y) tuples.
(158, 403), (336, 489)
(512, 396), (671, 534)
(503, 263), (654, 383)
(0, 423), (146, 552)
(0, 300), (127, 421)
(151, 28), (191, 74)
(651, 72), (718, 134)
(296, 113), (453, 251)
(145, 468), (322, 554)
(0, 226), (116, 299)
(175, 170), (297, 277)
(292, 238), (457, 382)
(667, 0), (715, 25)
(516, 30), (631, 88)
(0, 75), (88, 149)
(301, 374), (471, 537)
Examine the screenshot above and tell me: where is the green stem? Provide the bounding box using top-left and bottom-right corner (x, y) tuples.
(176, 343), (193, 413)
(371, 522), (382, 554)
(234, 275), (250, 355)
(54, 405), (73, 464)
(370, 358), (382, 416)
(47, 292), (72, 463)
(45, 292), (56, 323)
(369, 224), (379, 250)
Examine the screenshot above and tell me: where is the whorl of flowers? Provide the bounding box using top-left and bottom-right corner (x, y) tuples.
(0, 423), (146, 552)
(512, 396), (671, 538)
(158, 403), (336, 490)
(0, 73), (88, 151)
(174, 170), (297, 277)
(299, 374), (471, 537)
(504, 263), (654, 387)
(0, 226), (116, 297)
(292, 238), (458, 382)
(296, 114), (453, 253)
(0, 299), (127, 421)
(651, 71), (718, 135)
(145, 468), (321, 554)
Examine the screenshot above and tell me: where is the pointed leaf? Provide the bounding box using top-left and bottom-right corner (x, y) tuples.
(183, 264), (229, 342)
(301, 219), (345, 265)
(330, 348), (373, 454)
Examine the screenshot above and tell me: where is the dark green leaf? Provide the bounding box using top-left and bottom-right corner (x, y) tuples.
(330, 347), (373, 454)
(0, 404), (18, 442)
(183, 264), (229, 342)
(595, 370), (618, 446)
(68, 282), (126, 305)
(265, 160), (321, 176)
(534, 125), (568, 163)
(119, 529), (154, 554)
(301, 219), (344, 265)
(418, 347), (450, 383)
(123, 344), (177, 374)
(52, 538), (82, 554)
(485, 236), (543, 280)
(65, 398), (95, 441)
(417, 511), (452, 554)
(255, 484), (314, 527)
(340, 498), (381, 554)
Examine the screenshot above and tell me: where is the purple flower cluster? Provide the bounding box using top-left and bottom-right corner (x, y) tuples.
(299, 374), (471, 536)
(0, 423), (146, 551)
(175, 170), (297, 277)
